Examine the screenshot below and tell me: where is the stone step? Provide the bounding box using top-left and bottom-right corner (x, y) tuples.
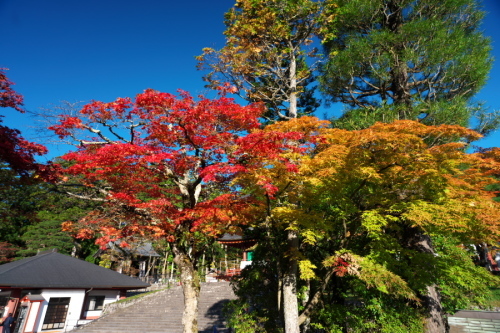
(72, 282), (236, 333)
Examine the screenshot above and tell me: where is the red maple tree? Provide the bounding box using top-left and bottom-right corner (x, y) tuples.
(0, 69), (48, 177)
(51, 88), (302, 333)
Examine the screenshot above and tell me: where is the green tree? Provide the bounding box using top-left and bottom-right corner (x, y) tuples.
(17, 219), (74, 257)
(0, 159), (100, 260)
(234, 118), (499, 332)
(320, 0), (492, 131)
(198, 0), (332, 122)
(0, 165), (42, 251)
(26, 191), (101, 260)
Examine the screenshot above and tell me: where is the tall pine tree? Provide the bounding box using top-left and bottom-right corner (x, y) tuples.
(320, 0), (492, 131)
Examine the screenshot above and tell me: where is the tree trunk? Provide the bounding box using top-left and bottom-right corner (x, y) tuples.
(386, 1), (412, 117)
(300, 280), (311, 332)
(289, 49), (298, 119)
(170, 258), (175, 281)
(173, 245), (201, 333)
(476, 243), (491, 270)
(282, 63), (300, 332)
(202, 253), (206, 280)
(277, 264), (282, 313)
(422, 284), (447, 333)
(299, 269), (335, 325)
(405, 228), (447, 333)
(283, 230), (300, 333)
(162, 250), (169, 276)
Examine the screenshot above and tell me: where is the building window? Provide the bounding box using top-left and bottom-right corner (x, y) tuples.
(42, 297), (70, 330)
(87, 296), (105, 311)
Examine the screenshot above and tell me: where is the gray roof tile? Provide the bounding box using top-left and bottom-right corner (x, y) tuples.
(0, 251), (149, 289)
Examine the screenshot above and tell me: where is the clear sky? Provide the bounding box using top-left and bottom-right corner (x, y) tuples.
(1, 0), (500, 161)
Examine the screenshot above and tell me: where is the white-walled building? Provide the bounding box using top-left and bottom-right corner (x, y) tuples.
(0, 249), (149, 333)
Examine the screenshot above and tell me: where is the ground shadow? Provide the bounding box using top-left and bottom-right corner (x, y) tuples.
(199, 298), (233, 333)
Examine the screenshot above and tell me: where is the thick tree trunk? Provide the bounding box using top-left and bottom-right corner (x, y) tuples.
(173, 245), (201, 333)
(422, 284), (447, 333)
(405, 228), (447, 333)
(283, 230), (300, 333)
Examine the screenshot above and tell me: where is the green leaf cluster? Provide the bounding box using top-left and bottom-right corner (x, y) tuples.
(320, 0), (494, 132)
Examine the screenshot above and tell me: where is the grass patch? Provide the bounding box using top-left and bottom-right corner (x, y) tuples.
(117, 288), (168, 304)
(487, 287), (500, 308)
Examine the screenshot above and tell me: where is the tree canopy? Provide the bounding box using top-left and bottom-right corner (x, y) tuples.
(232, 116), (500, 332)
(197, 0), (334, 121)
(49, 88), (304, 333)
(319, 0), (492, 130)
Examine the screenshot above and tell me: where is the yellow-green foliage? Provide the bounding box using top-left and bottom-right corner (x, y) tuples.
(272, 207), (325, 232)
(356, 256), (419, 301)
(298, 259), (318, 280)
(324, 252), (418, 301)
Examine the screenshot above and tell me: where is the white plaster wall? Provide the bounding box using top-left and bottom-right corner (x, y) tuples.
(240, 260), (252, 269)
(35, 289), (86, 332)
(23, 302), (40, 333)
(84, 289), (120, 318)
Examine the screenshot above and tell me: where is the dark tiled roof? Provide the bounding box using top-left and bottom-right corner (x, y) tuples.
(0, 251), (149, 289)
(218, 233), (244, 241)
(134, 242), (160, 257)
(217, 228), (255, 242)
(217, 233), (257, 249)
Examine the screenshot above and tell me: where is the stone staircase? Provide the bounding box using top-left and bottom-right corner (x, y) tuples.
(71, 282), (236, 333)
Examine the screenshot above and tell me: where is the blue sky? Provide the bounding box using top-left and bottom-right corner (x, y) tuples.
(1, 0), (500, 161)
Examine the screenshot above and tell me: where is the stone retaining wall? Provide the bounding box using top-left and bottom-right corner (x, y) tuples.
(449, 310), (500, 333)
